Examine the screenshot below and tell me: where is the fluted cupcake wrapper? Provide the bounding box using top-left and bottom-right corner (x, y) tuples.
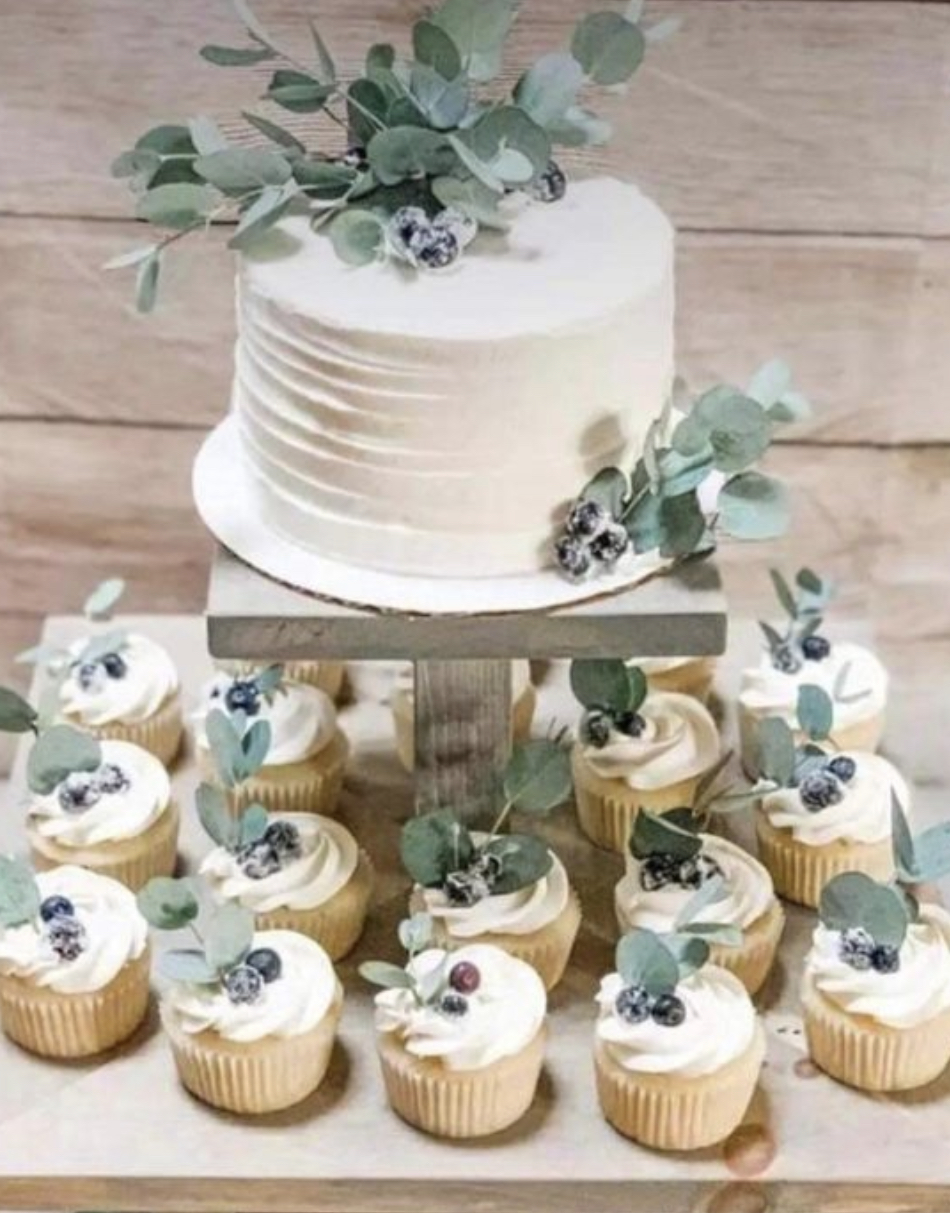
(377, 1026), (545, 1139)
(739, 706), (886, 779)
(0, 948), (151, 1059)
(217, 660), (346, 701)
(393, 684), (537, 773)
(67, 693), (184, 768)
(646, 658), (717, 705)
(594, 1024), (765, 1151)
(163, 989), (342, 1115)
(710, 899), (785, 996)
(415, 888), (581, 992)
(200, 729), (349, 817)
(754, 810), (893, 908)
(256, 850), (374, 961)
(802, 978), (950, 1092)
(571, 746), (704, 854)
(29, 800), (180, 892)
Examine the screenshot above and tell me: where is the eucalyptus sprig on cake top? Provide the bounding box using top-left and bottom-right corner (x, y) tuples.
(137, 874), (343, 1113)
(739, 567), (889, 769)
(568, 657), (722, 853)
(401, 738), (580, 990)
(108, 0), (676, 307)
(593, 924), (765, 1149)
(751, 684), (909, 908)
(553, 360), (811, 584)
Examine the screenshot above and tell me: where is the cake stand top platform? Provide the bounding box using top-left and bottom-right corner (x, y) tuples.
(207, 546), (727, 662)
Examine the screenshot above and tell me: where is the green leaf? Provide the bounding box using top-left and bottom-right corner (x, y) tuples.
(571, 11), (646, 86)
(195, 147), (292, 192)
(188, 116), (229, 156)
(819, 872), (909, 948)
(206, 903), (254, 973)
(83, 577), (126, 620)
(413, 19), (463, 81)
(135, 124), (196, 157)
(503, 739), (572, 815)
(137, 876), (199, 931)
(796, 567), (824, 596)
(0, 857), (40, 928)
(366, 43), (396, 73)
(205, 708), (245, 788)
(14, 643), (69, 670)
(548, 105), (612, 148)
(229, 181), (298, 250)
(240, 719), (272, 779)
(659, 493), (707, 559)
(747, 359), (792, 410)
(464, 105), (550, 183)
(570, 658), (630, 713)
(159, 948), (219, 984)
(432, 175), (508, 230)
(135, 252), (162, 314)
(111, 148), (162, 183)
(401, 811), (474, 887)
(410, 63), (470, 130)
(104, 244), (159, 273)
(196, 782), (238, 850)
(201, 43), (275, 67)
(431, 0), (518, 82)
(663, 932), (710, 979)
(367, 126), (457, 186)
(242, 111), (306, 154)
(309, 19), (337, 84)
(891, 793), (917, 881)
(769, 569), (797, 619)
(398, 912), (434, 955)
(79, 628), (128, 665)
(768, 390), (812, 426)
(907, 821), (950, 884)
(718, 472), (791, 541)
(265, 70), (335, 114)
(797, 684), (834, 741)
(27, 726), (101, 795)
(482, 834), (553, 895)
(347, 78), (390, 146)
(136, 182), (219, 230)
(239, 803), (270, 847)
(624, 488), (663, 553)
(630, 810), (701, 863)
(626, 666), (648, 714)
(756, 717), (796, 787)
(360, 960), (414, 989)
(678, 921), (743, 948)
(616, 929), (679, 996)
(289, 156), (356, 197)
(329, 209), (385, 267)
(0, 686), (38, 735)
(580, 467), (628, 515)
(654, 448), (714, 499)
(513, 52), (586, 129)
(673, 874), (728, 929)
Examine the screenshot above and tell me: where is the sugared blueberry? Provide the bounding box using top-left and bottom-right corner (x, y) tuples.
(555, 535), (592, 581)
(677, 852), (724, 890)
(871, 944), (900, 974)
(651, 992), (687, 1027)
(246, 947), (283, 984)
(439, 992), (469, 1017)
(802, 635), (832, 662)
(530, 160), (567, 204)
(96, 763), (130, 795)
(263, 820), (302, 859)
(581, 708), (612, 749)
(101, 652), (128, 679)
(449, 961), (481, 994)
(225, 679), (261, 717)
(224, 963), (265, 1006)
(434, 207), (477, 250)
(389, 206), (429, 251)
(614, 983), (651, 1024)
(444, 868), (492, 907)
(39, 895), (75, 923)
(239, 841), (283, 881)
(57, 772), (102, 815)
(771, 645), (803, 675)
(839, 927), (875, 971)
(567, 500), (608, 540)
(76, 662), (104, 692)
(827, 755), (857, 783)
(799, 771), (844, 811)
(413, 227), (460, 271)
(615, 711), (646, 739)
(639, 853), (679, 892)
(47, 916), (88, 962)
(590, 524), (629, 566)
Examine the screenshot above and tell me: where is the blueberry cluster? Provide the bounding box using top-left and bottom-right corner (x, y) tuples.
(639, 850), (723, 893)
(57, 763), (131, 814)
(555, 500), (630, 582)
(769, 634), (831, 675)
(216, 678), (262, 718)
(39, 896), (88, 962)
(436, 961), (483, 1018)
(76, 651), (128, 693)
(799, 755), (857, 812)
(223, 946), (283, 1007)
(615, 983), (686, 1028)
(581, 706), (645, 749)
(387, 206), (475, 272)
(529, 160), (567, 204)
(838, 927), (900, 975)
(444, 851), (502, 908)
(238, 820), (303, 881)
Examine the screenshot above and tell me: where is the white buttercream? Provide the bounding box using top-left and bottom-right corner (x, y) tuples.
(28, 740), (171, 847)
(374, 943), (546, 1070)
(201, 814), (358, 913)
(0, 866), (148, 994)
(615, 834), (775, 934)
(233, 178), (675, 578)
(194, 675), (336, 766)
(161, 929), (338, 1042)
(805, 905), (950, 1029)
(581, 691), (721, 790)
(761, 752), (909, 847)
(59, 633), (179, 726)
(595, 966), (757, 1076)
(740, 641), (888, 729)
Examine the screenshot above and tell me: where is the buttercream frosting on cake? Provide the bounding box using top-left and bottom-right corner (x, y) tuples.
(233, 177), (674, 578)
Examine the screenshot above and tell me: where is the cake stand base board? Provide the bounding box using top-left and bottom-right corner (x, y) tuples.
(2, 616), (950, 1213)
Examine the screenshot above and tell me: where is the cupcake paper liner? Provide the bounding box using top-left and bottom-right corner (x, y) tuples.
(739, 706), (886, 779)
(393, 684), (536, 773)
(257, 849), (374, 961)
(754, 810), (893, 908)
(571, 746), (704, 853)
(377, 1025), (545, 1139)
(646, 658), (717, 704)
(802, 976), (950, 1091)
(594, 1022), (766, 1150)
(163, 988), (342, 1115)
(29, 800), (180, 892)
(0, 948), (151, 1059)
(201, 729), (350, 816)
(68, 693), (184, 769)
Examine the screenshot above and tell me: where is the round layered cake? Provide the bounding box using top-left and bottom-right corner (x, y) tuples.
(232, 178), (674, 579)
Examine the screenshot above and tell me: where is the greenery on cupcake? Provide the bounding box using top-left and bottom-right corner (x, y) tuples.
(630, 808), (725, 894)
(759, 567), (837, 673)
(554, 361), (811, 581)
(401, 737), (572, 907)
(360, 912), (486, 1018)
(570, 658), (648, 748)
(107, 0), (677, 309)
(0, 856), (93, 962)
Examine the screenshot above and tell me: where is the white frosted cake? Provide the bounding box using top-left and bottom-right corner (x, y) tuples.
(233, 178), (674, 579)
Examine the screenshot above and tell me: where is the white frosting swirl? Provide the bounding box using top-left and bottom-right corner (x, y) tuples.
(419, 834), (569, 938)
(595, 966), (757, 1076)
(615, 835), (775, 934)
(581, 692), (721, 790)
(200, 814), (358, 912)
(161, 929), (339, 1042)
(374, 943), (546, 1070)
(395, 660), (532, 702)
(194, 675), (336, 766)
(805, 904), (950, 1029)
(761, 752), (909, 846)
(0, 865), (148, 994)
(28, 740), (171, 847)
(59, 633), (179, 726)
(740, 641), (888, 728)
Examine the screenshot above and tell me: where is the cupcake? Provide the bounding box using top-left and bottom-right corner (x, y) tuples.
(803, 873), (950, 1091)
(364, 935), (547, 1138)
(570, 660), (722, 853)
(739, 569), (887, 774)
(27, 739), (179, 891)
(58, 632), (183, 766)
(0, 862), (150, 1058)
(200, 809), (373, 960)
(218, 659), (346, 701)
(616, 810), (784, 995)
(594, 927), (765, 1149)
(194, 667), (349, 815)
(391, 660), (536, 772)
(636, 656), (716, 704)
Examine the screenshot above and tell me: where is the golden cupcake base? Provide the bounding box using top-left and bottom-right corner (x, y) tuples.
(393, 683), (536, 772)
(377, 1026), (546, 1139)
(67, 693), (184, 769)
(201, 728), (350, 816)
(257, 849), (375, 961)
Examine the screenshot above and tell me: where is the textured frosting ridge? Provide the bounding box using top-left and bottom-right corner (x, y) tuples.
(194, 676), (336, 766)
(233, 178), (675, 578)
(740, 641), (888, 727)
(60, 634), (179, 726)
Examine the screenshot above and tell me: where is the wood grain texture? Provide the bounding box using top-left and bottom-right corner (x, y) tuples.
(2, 2), (949, 236)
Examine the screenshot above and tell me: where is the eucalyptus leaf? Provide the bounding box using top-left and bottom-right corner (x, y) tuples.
(631, 810), (701, 863)
(135, 124), (196, 157)
(482, 834), (553, 895)
(159, 948), (219, 985)
(718, 472), (791, 541)
(747, 359), (792, 409)
(14, 643), (69, 670)
(255, 665), (285, 697)
(663, 932), (710, 979)
(368, 126), (457, 186)
(819, 872), (909, 948)
(104, 245), (160, 272)
(136, 253), (162, 314)
(410, 63), (470, 131)
(398, 912), (434, 955)
(756, 717), (796, 787)
(137, 182), (219, 230)
(678, 921), (742, 947)
(503, 739), (572, 815)
(188, 116), (230, 156)
(513, 52), (585, 129)
(201, 43), (275, 67)
(615, 929), (679, 996)
(195, 147), (292, 193)
(673, 874), (728, 929)
(0, 857), (40, 928)
(359, 960), (414, 989)
(240, 718), (272, 779)
(329, 209), (385, 267)
(27, 726), (101, 795)
(240, 803), (270, 847)
(548, 105), (612, 148)
(196, 782), (238, 850)
(906, 822), (950, 884)
(431, 0), (518, 82)
(570, 659), (630, 713)
(891, 793), (917, 881)
(79, 628), (129, 665)
(465, 106), (551, 182)
(0, 686), (38, 735)
(658, 493), (707, 559)
(242, 111), (306, 153)
(413, 19), (463, 81)
(580, 466), (628, 515)
(571, 11), (646, 86)
(624, 488), (663, 553)
(137, 877), (199, 931)
(768, 390), (812, 425)
(366, 43), (396, 73)
(205, 903), (255, 973)
(205, 708), (244, 788)
(432, 176), (508, 230)
(797, 684), (834, 742)
(401, 811), (474, 887)
(769, 569), (797, 620)
(309, 18), (337, 83)
(83, 577), (126, 620)
(292, 159), (358, 199)
(265, 70), (335, 114)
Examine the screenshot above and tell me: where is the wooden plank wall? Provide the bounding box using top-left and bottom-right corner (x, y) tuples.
(1, 0), (949, 771)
